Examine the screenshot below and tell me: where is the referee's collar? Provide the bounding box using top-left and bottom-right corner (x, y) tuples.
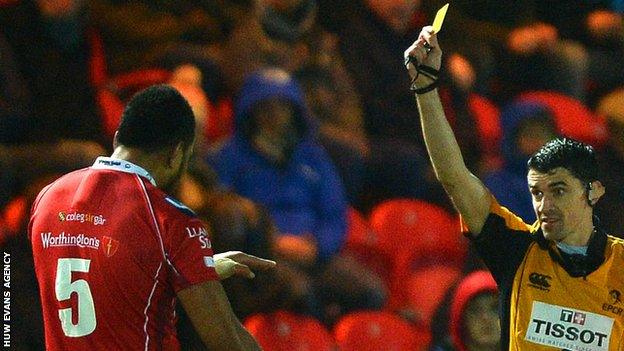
(92, 156), (157, 186)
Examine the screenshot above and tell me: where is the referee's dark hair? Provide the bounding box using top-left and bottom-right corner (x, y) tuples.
(116, 85), (195, 152)
(527, 137), (601, 185)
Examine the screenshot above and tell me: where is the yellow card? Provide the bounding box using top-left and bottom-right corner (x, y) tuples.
(432, 3), (449, 34)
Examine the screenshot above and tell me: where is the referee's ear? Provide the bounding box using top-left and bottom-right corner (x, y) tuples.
(587, 181), (605, 206)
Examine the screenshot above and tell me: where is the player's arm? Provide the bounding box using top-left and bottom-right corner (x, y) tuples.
(405, 26), (491, 236)
(177, 281), (262, 351)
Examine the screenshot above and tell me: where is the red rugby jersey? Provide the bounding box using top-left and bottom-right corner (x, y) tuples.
(29, 157), (219, 350)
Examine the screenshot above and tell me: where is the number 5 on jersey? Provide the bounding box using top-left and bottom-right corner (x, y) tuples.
(55, 258), (97, 337)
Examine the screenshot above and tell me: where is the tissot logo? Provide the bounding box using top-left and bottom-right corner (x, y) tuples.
(560, 309), (586, 325)
(528, 272), (552, 291)
(525, 301), (614, 351)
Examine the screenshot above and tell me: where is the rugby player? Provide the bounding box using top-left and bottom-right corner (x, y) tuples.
(29, 85), (273, 350)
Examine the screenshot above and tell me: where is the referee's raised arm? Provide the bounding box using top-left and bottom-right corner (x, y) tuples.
(404, 26), (491, 236)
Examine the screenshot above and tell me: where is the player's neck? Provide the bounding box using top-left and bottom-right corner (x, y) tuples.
(110, 146), (166, 186)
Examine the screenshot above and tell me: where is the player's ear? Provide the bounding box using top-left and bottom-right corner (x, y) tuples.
(587, 181), (605, 206)
(112, 131), (120, 149)
(167, 142), (185, 168)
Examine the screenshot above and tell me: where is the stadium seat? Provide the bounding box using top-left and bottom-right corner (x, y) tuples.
(206, 97), (235, 144)
(517, 91), (608, 147)
(334, 310), (430, 351)
(0, 196), (27, 246)
(87, 29), (108, 88)
(244, 311), (335, 351)
(345, 208), (376, 248)
(369, 199), (466, 269)
(94, 69), (171, 139)
(112, 69), (172, 93)
(342, 208), (393, 284)
(0, 0), (19, 7)
(467, 93), (503, 169)
(405, 265), (462, 329)
(369, 199), (466, 308)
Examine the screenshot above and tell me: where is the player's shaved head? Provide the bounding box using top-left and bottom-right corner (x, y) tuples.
(117, 85), (195, 153)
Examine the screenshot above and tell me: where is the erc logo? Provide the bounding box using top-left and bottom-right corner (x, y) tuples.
(603, 289), (623, 316)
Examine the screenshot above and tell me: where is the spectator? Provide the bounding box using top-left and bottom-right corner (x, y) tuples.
(209, 68), (386, 324)
(89, 0), (217, 75)
(0, 32), (30, 144)
(483, 101), (558, 222)
(294, 65), (367, 207)
(430, 271), (499, 351)
(533, 1), (624, 104)
(1, 0), (104, 144)
(158, 0), (276, 144)
(595, 89), (624, 236)
(331, 0), (424, 141)
(175, 162), (316, 348)
(209, 67), (348, 264)
(262, 0), (318, 72)
(417, 0), (588, 103)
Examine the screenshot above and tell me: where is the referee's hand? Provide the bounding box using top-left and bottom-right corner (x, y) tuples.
(214, 251), (277, 280)
(404, 26), (443, 82)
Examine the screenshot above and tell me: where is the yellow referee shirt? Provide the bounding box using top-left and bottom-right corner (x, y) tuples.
(466, 198), (624, 350)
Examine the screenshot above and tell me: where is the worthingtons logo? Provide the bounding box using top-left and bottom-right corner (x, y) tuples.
(58, 211), (106, 226)
(40, 232), (100, 250)
(525, 301), (614, 351)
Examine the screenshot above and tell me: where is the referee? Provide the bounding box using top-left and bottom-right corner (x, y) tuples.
(406, 26), (624, 350)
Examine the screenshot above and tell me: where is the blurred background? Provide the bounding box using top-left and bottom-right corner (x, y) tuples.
(2, 0), (624, 350)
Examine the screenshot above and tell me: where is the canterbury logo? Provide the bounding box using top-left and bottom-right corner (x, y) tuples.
(529, 272), (552, 290)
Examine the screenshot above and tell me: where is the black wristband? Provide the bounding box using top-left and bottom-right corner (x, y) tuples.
(410, 64), (440, 94)
(417, 64), (439, 78)
(411, 79), (439, 94)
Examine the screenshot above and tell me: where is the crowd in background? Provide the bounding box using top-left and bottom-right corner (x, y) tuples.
(2, 0), (624, 350)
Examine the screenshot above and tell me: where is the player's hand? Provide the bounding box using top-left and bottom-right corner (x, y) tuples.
(404, 26), (442, 85)
(214, 251), (276, 280)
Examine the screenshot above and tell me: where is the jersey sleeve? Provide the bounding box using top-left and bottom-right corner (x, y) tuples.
(461, 197), (537, 285)
(28, 182), (55, 242)
(163, 214), (220, 292)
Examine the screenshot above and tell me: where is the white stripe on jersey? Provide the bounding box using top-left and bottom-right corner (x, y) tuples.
(143, 262), (162, 351)
(137, 176), (180, 276)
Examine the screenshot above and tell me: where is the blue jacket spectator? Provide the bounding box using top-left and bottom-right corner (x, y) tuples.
(208, 68), (347, 262)
(483, 101), (558, 222)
